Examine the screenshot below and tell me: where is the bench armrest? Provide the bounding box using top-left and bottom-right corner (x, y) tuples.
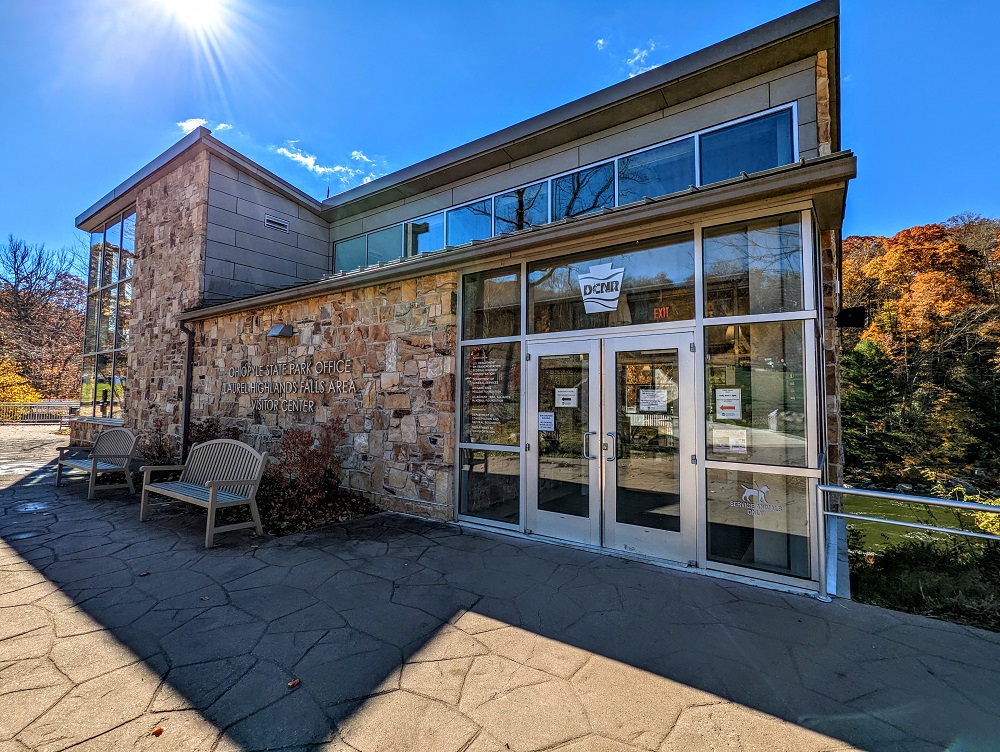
(140, 464), (187, 480)
(57, 445), (92, 459)
(207, 478), (258, 489)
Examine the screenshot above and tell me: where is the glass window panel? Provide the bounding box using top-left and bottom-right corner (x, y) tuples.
(707, 468), (810, 578)
(335, 236), (367, 273)
(97, 286), (118, 352)
(537, 353), (591, 518)
(617, 138), (696, 204)
(495, 182), (548, 233)
(366, 225), (403, 265)
(459, 448), (520, 525)
(529, 233), (695, 334)
(120, 212), (135, 280)
(461, 342), (521, 446)
(703, 213), (803, 317)
(405, 213), (444, 255)
(95, 354), (113, 418)
(110, 353), (127, 420)
(117, 281), (132, 348)
(88, 232), (102, 289)
(552, 163), (615, 219)
(84, 293), (99, 354)
(461, 266), (520, 340)
(699, 109), (794, 185)
(102, 219), (122, 287)
(447, 201), (492, 247)
(80, 355), (96, 417)
(615, 349), (681, 531)
(705, 321), (807, 467)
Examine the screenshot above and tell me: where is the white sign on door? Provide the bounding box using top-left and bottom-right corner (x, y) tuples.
(639, 388), (671, 412)
(538, 412), (555, 431)
(715, 388), (742, 420)
(554, 388), (578, 408)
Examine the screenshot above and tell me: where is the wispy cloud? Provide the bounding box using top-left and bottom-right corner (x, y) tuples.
(595, 38), (607, 51)
(176, 117), (234, 134)
(177, 117), (207, 134)
(275, 142), (386, 187)
(626, 41), (660, 78)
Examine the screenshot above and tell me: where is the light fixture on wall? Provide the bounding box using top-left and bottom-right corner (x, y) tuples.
(267, 324), (295, 338)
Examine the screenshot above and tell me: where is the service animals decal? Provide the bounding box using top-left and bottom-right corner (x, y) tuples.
(578, 263), (625, 314)
(729, 483), (785, 516)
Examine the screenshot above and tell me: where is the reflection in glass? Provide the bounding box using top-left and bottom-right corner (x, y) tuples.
(80, 356), (96, 416)
(97, 287), (118, 352)
(460, 448), (520, 524)
(461, 343), (520, 446)
(95, 354), (113, 418)
(617, 138), (695, 204)
(335, 236), (368, 272)
(121, 212), (135, 280)
(111, 353), (127, 419)
(448, 200), (492, 246)
(552, 163), (614, 219)
(703, 213), (802, 317)
(88, 232), (102, 289)
(84, 294), (99, 355)
(367, 225), (403, 265)
(615, 350), (680, 531)
(536, 353), (590, 518)
(405, 213), (444, 255)
(707, 468), (810, 578)
(529, 233), (695, 334)
(117, 282), (132, 347)
(495, 182), (547, 233)
(462, 267), (520, 340)
(102, 220), (122, 287)
(700, 109), (794, 185)
(705, 321), (807, 467)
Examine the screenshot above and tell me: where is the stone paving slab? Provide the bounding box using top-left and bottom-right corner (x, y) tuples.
(1, 431), (1000, 750)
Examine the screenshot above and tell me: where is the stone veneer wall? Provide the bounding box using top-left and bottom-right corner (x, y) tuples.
(821, 228), (843, 499)
(190, 272), (458, 521)
(127, 150), (211, 439)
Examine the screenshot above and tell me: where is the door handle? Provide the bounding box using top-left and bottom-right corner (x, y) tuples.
(583, 431), (598, 460)
(605, 431), (617, 461)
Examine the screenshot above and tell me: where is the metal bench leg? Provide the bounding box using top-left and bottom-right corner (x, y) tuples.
(56, 462), (63, 487)
(125, 468), (136, 495)
(88, 465), (97, 501)
(140, 487), (150, 521)
(249, 499), (263, 536)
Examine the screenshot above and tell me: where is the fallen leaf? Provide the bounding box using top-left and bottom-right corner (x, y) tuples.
(287, 678), (301, 690)
(200, 596), (210, 601)
(139, 572), (150, 577)
(150, 726), (164, 737)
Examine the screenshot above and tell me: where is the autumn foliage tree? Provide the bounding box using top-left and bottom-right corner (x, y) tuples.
(0, 235), (86, 399)
(841, 214), (1000, 475)
(0, 358), (42, 403)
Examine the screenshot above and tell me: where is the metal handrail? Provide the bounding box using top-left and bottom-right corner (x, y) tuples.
(817, 483), (1000, 600)
(0, 401), (79, 424)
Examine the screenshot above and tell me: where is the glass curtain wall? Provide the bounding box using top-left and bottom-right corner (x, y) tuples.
(81, 209), (134, 419)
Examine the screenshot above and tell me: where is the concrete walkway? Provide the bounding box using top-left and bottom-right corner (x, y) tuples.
(2, 427), (1000, 751)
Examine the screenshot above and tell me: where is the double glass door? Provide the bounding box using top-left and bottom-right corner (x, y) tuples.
(526, 332), (696, 563)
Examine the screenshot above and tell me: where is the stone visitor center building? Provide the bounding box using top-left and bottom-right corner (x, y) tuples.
(73, 1), (854, 595)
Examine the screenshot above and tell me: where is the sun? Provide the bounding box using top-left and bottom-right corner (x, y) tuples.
(159, 0), (228, 34)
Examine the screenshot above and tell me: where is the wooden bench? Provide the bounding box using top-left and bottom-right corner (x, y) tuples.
(140, 439), (268, 547)
(56, 427), (138, 499)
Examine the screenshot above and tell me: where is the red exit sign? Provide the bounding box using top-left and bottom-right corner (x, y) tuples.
(653, 306), (671, 320)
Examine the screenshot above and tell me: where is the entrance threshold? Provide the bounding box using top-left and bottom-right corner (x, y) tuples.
(453, 516), (828, 602)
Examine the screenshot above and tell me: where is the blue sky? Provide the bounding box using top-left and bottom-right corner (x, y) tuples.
(0, 0), (997, 264)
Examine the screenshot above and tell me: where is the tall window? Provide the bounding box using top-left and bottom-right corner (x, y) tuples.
(81, 209), (134, 419)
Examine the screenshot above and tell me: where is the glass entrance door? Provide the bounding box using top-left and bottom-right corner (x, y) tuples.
(526, 332), (696, 561)
(525, 340), (602, 545)
(602, 333), (696, 563)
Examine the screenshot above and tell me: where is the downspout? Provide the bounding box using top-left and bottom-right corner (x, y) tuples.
(179, 321), (196, 461)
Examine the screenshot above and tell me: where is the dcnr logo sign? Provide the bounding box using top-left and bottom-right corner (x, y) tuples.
(578, 263), (625, 314)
